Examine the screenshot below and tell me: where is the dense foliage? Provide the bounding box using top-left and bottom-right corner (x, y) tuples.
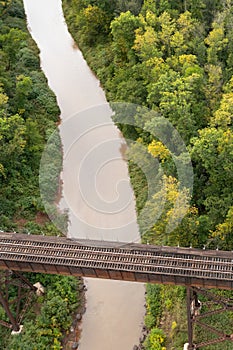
(0, 0), (61, 232)
(63, 0), (233, 348)
(0, 274), (82, 350)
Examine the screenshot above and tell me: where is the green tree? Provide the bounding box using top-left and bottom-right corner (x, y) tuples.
(0, 114), (26, 172)
(191, 127), (233, 227)
(212, 206), (233, 249)
(111, 11), (142, 62)
(205, 23), (228, 65)
(0, 87), (8, 118)
(147, 67), (207, 141)
(158, 11), (176, 56)
(15, 74), (33, 111)
(134, 24), (161, 61)
(0, 28), (27, 67)
(75, 4), (110, 46)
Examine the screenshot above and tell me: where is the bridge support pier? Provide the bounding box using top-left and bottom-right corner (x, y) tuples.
(0, 290), (20, 331)
(186, 287), (194, 349)
(0, 271), (36, 331)
(186, 286), (233, 349)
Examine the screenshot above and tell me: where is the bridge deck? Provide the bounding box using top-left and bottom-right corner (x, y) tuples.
(0, 233), (233, 289)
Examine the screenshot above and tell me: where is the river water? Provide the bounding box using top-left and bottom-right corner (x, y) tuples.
(23, 0), (145, 349)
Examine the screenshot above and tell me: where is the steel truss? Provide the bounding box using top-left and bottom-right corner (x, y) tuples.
(187, 286), (233, 349)
(0, 270), (36, 331)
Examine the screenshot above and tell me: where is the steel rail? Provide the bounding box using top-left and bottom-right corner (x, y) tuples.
(0, 233), (233, 286)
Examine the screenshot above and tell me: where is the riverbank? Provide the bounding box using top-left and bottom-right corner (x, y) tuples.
(62, 280), (86, 350)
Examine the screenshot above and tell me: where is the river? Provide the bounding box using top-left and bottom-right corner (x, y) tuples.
(23, 1), (145, 349)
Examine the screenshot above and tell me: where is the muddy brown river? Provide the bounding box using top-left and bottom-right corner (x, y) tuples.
(23, 0), (145, 349)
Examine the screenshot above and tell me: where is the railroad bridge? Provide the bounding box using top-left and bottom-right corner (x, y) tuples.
(1, 232), (233, 289)
(1, 232), (233, 349)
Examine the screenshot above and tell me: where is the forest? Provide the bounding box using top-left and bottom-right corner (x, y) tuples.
(0, 0), (233, 349)
(62, 0), (233, 349)
(0, 1), (82, 349)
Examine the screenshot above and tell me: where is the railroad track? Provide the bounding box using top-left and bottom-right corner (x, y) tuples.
(2, 233), (233, 347)
(0, 233), (233, 285)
